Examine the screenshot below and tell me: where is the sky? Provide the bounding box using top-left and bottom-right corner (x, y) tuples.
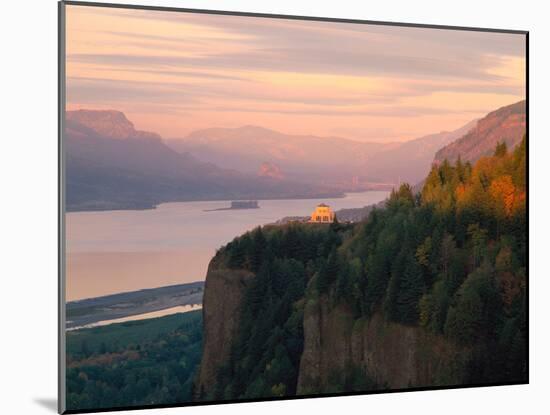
(65, 4), (526, 142)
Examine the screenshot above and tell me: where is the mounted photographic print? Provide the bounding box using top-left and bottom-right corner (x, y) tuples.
(58, 1), (528, 413)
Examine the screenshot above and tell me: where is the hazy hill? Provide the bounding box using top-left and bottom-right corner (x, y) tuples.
(65, 110), (341, 211)
(167, 121), (476, 186)
(167, 125), (391, 183)
(363, 120), (478, 184)
(434, 100), (526, 164)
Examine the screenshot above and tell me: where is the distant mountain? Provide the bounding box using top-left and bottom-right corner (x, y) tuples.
(67, 109), (162, 140)
(360, 120), (478, 184)
(167, 125), (394, 183)
(434, 100), (526, 164)
(65, 110), (341, 212)
(167, 121), (476, 187)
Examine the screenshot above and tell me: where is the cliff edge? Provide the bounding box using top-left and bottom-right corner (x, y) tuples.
(195, 256), (254, 397)
(297, 296), (466, 394)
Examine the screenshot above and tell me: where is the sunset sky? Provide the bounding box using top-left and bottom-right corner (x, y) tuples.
(65, 4), (526, 142)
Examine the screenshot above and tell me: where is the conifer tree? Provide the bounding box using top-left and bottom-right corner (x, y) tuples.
(494, 141), (508, 157)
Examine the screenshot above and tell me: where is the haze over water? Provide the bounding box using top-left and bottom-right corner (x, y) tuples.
(66, 191), (389, 301)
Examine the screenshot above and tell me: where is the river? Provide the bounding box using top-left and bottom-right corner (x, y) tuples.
(66, 191), (389, 301)
(66, 304), (203, 331)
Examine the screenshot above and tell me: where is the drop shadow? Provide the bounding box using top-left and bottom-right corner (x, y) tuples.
(34, 398), (57, 413)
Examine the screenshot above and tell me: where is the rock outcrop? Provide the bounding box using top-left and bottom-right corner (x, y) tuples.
(197, 262), (468, 398)
(195, 257), (254, 397)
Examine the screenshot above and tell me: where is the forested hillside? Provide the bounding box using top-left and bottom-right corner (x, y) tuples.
(196, 137), (527, 399)
(66, 311), (202, 411)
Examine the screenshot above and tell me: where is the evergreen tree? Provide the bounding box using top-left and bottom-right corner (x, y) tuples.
(335, 262), (351, 301)
(394, 253), (425, 324)
(316, 260), (330, 294)
(444, 263), (500, 345)
(494, 141), (508, 157)
(250, 227), (267, 272)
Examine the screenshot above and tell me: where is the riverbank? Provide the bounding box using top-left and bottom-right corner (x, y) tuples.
(68, 304), (202, 331)
(66, 281), (204, 330)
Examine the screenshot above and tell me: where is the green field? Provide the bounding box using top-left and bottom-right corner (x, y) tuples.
(66, 310), (202, 411)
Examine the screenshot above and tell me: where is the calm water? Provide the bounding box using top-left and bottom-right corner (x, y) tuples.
(66, 191), (389, 301)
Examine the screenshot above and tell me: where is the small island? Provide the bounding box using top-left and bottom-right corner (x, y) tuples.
(204, 200), (259, 212)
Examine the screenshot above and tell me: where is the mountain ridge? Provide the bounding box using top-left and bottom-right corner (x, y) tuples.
(434, 100), (526, 164)
(67, 109), (162, 141)
(167, 120), (478, 186)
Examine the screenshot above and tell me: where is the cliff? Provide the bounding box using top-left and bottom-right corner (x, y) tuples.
(197, 259), (468, 399)
(196, 256), (254, 397)
(297, 296), (466, 394)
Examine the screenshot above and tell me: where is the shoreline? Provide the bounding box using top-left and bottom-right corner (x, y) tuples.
(203, 207), (260, 212)
(66, 189), (392, 213)
(67, 304), (202, 331)
(66, 281), (204, 330)
(67, 281), (205, 305)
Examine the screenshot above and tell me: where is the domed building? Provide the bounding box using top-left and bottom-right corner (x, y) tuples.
(309, 203), (335, 223)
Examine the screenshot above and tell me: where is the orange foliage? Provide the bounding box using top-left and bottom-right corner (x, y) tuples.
(455, 183), (466, 203)
(423, 137), (526, 218)
(489, 175), (517, 217)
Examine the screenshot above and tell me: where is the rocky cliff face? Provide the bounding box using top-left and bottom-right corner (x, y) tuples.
(196, 257), (254, 397)
(297, 296), (467, 394)
(197, 260), (468, 398)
